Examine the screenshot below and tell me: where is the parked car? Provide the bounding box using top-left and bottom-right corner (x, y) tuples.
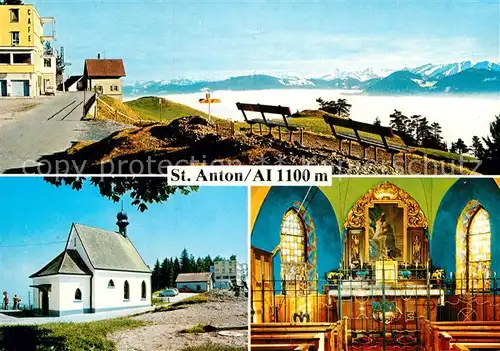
(45, 86), (55, 96)
(159, 289), (178, 297)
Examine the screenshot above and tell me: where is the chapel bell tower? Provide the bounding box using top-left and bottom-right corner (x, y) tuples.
(116, 204), (129, 237)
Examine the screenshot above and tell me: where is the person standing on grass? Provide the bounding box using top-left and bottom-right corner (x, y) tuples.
(2, 291), (8, 310)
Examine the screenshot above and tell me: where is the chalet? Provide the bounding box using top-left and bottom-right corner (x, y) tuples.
(175, 272), (213, 292)
(83, 56), (126, 101)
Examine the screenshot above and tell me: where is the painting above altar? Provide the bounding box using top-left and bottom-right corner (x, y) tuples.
(368, 203), (405, 261)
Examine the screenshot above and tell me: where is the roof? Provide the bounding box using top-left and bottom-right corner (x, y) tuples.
(84, 59), (126, 78)
(175, 272), (212, 283)
(30, 250), (92, 278)
(73, 223), (150, 273)
(64, 75), (83, 89)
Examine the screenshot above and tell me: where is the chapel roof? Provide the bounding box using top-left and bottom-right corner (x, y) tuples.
(72, 223), (150, 273)
(30, 249), (92, 278)
(175, 272), (212, 283)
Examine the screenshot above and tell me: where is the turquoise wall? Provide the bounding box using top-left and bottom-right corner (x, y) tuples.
(431, 178), (500, 274)
(251, 186), (341, 288)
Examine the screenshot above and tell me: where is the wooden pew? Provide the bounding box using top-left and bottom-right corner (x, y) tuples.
(251, 322), (341, 351)
(422, 320), (500, 350)
(322, 114), (414, 168)
(254, 345), (314, 351)
(236, 102), (304, 144)
(251, 333), (324, 351)
(439, 331), (500, 350)
(451, 343), (500, 350)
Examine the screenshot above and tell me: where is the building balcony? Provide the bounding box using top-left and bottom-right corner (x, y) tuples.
(41, 17), (56, 41)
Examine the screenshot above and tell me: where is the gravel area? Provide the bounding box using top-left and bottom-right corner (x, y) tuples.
(109, 290), (248, 351)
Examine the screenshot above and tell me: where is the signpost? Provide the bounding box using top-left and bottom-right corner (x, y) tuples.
(199, 89), (220, 121)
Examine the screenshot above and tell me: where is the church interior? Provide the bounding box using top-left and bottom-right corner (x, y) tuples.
(250, 178), (500, 351)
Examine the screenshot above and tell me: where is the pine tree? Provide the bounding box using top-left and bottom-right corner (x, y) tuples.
(151, 259), (161, 292)
(471, 136), (486, 159)
(203, 255), (213, 272)
(373, 117), (382, 127)
(389, 110), (410, 134)
(166, 259), (174, 287)
(189, 254), (196, 273)
(159, 257), (170, 289)
(196, 257), (203, 272)
(172, 257), (181, 283)
(453, 138), (469, 155)
(180, 248), (190, 273)
(2, 0), (24, 4)
(483, 114), (500, 161)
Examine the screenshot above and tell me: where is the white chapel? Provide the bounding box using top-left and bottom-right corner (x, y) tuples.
(30, 211), (151, 316)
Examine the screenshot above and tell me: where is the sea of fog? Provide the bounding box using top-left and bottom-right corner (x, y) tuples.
(142, 89), (498, 145)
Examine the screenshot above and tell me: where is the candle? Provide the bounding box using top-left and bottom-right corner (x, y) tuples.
(450, 272), (453, 279)
(404, 262), (408, 269)
(416, 262), (418, 269)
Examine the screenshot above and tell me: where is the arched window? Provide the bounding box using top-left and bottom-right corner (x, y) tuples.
(457, 202), (491, 291)
(124, 280), (130, 300)
(141, 281), (147, 299)
(74, 288), (82, 301)
(108, 279), (115, 288)
(280, 209), (307, 282)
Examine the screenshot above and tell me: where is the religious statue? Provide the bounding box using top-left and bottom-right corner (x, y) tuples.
(412, 235), (422, 265)
(351, 233), (360, 265)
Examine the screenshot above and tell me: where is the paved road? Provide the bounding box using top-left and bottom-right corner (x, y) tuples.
(0, 92), (129, 173)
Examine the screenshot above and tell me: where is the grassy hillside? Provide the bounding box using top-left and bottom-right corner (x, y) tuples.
(125, 96), (212, 121)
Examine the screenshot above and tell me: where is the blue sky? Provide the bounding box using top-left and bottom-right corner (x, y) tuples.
(0, 178), (248, 303)
(31, 0), (499, 82)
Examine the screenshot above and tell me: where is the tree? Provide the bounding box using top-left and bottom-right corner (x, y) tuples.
(452, 138), (469, 155)
(44, 177), (197, 212)
(43, 42), (53, 56)
(172, 257), (181, 283)
(425, 122), (446, 150)
(335, 99), (352, 118)
(188, 254), (196, 273)
(196, 257), (203, 272)
(471, 136), (486, 159)
(159, 257), (170, 289)
(230, 254), (237, 261)
(151, 259), (161, 292)
(389, 110), (410, 134)
(2, 0), (24, 4)
(316, 97), (351, 117)
(180, 248), (190, 273)
(483, 114), (500, 161)
(373, 117), (382, 127)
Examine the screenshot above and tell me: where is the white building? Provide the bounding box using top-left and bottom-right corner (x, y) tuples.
(30, 211), (151, 316)
(213, 259), (248, 288)
(175, 273), (213, 292)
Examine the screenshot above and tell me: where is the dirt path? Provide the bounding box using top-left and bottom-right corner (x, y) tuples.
(109, 291), (247, 351)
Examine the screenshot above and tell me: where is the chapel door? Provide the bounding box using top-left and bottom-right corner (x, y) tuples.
(251, 247), (273, 323)
(41, 291), (49, 315)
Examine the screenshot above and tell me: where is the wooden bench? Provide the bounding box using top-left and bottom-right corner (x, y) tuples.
(251, 322), (341, 351)
(451, 342), (500, 350)
(251, 343), (314, 350)
(251, 333), (324, 351)
(422, 320), (500, 350)
(236, 103), (304, 144)
(439, 331), (500, 350)
(323, 114), (414, 168)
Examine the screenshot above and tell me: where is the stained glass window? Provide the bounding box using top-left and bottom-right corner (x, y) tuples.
(467, 208), (491, 290)
(281, 209), (306, 282)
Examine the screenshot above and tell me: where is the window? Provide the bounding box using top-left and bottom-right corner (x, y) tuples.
(196, 285), (201, 291)
(467, 208), (491, 290)
(280, 209), (306, 281)
(456, 202), (491, 291)
(44, 58), (52, 68)
(13, 53), (31, 64)
(123, 280), (129, 300)
(74, 288), (82, 301)
(0, 54), (10, 65)
(141, 281), (146, 299)
(11, 32), (20, 46)
(108, 279), (115, 288)
(110, 85), (119, 92)
(10, 9), (19, 23)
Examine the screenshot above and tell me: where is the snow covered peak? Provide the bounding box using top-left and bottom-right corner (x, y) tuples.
(411, 60), (499, 79)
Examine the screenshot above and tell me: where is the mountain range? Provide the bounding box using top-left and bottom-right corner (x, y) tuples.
(124, 60), (500, 96)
